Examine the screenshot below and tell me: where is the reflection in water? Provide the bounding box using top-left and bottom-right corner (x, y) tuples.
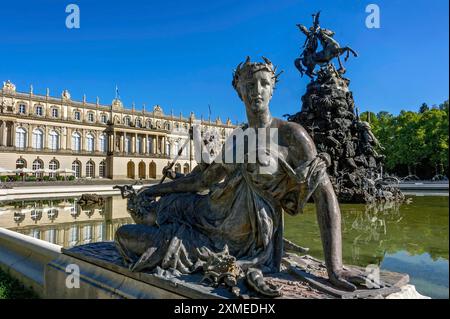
(0, 195), (448, 298)
(0, 196), (132, 248)
(284, 196), (449, 299)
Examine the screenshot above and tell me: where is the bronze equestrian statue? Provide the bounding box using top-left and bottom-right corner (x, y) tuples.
(295, 11), (358, 78)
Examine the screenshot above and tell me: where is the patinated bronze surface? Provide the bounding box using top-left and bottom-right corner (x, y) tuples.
(115, 57), (379, 297)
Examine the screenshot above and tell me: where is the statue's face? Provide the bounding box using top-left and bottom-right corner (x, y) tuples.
(239, 70), (274, 115)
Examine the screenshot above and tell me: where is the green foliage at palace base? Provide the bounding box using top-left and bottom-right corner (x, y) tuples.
(0, 268), (39, 299)
(360, 100), (449, 178)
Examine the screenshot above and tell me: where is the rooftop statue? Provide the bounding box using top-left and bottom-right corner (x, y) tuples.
(295, 11), (358, 79)
(114, 57), (379, 297)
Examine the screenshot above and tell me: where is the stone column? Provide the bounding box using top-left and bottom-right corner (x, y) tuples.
(143, 135), (147, 154)
(27, 124), (34, 148)
(131, 134), (136, 154)
(162, 136), (166, 155)
(11, 123), (17, 148)
(81, 130), (86, 151)
(66, 127), (71, 150)
(113, 131), (117, 152)
(153, 136), (157, 154)
(1, 122), (7, 146)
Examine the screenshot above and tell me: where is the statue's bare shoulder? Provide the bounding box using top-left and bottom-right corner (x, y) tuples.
(272, 118), (317, 165)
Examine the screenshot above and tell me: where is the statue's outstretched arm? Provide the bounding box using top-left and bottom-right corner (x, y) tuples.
(138, 162), (227, 197)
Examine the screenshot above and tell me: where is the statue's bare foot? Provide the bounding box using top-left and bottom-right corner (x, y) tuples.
(329, 267), (384, 291)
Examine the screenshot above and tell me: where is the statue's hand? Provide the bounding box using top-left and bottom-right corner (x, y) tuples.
(329, 267), (384, 292)
(162, 165), (177, 180)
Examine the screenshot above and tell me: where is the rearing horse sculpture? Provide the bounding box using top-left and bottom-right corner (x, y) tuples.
(295, 13), (358, 79)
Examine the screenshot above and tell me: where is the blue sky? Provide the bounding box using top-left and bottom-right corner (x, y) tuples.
(0, 0), (448, 123)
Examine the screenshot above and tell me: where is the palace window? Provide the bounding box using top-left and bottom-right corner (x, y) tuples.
(124, 136), (131, 153)
(99, 134), (107, 152)
(86, 160), (95, 178)
(19, 104), (26, 114)
(87, 113), (95, 122)
(32, 129), (43, 150)
(51, 108), (59, 118)
(174, 141), (179, 155)
(72, 132), (81, 152)
(101, 114), (107, 124)
(49, 159), (59, 178)
(86, 133), (94, 152)
(99, 160), (106, 178)
(32, 159), (43, 178)
(35, 105), (43, 116)
(165, 141), (171, 156)
(124, 117), (131, 126)
(146, 120), (152, 128)
(49, 131), (59, 150)
(147, 138), (153, 154)
(74, 111), (81, 121)
(45, 229), (56, 244)
(135, 118), (142, 128)
(16, 158), (26, 169)
(15, 127), (27, 149)
(136, 137), (142, 154)
(72, 161), (81, 178)
(83, 225), (93, 244)
(68, 225), (78, 247)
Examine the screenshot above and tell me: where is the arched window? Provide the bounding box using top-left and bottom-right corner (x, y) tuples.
(149, 161), (156, 179)
(183, 163), (190, 175)
(83, 225), (93, 244)
(138, 162), (146, 179)
(124, 136), (131, 153)
(124, 117), (131, 126)
(72, 161), (81, 178)
(72, 132), (81, 152)
(86, 160), (95, 178)
(68, 225), (78, 247)
(127, 161), (135, 179)
(99, 160), (106, 178)
(15, 127), (27, 149)
(45, 229), (57, 244)
(16, 158), (26, 169)
(86, 133), (94, 152)
(32, 128), (43, 150)
(146, 120), (152, 128)
(32, 159), (43, 178)
(74, 111), (81, 121)
(35, 105), (43, 116)
(135, 118), (142, 127)
(175, 163), (181, 174)
(49, 130), (59, 150)
(99, 134), (107, 153)
(49, 159), (59, 178)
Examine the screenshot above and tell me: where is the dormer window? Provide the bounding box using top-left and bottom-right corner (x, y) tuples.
(88, 113), (95, 122)
(35, 106), (43, 116)
(52, 108), (59, 118)
(19, 104), (26, 114)
(124, 117), (130, 126)
(135, 119), (142, 127)
(74, 111), (81, 121)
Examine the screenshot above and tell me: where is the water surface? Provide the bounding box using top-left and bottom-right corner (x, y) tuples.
(0, 195), (448, 298)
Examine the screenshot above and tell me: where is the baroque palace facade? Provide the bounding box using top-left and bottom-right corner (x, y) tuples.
(0, 80), (234, 180)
